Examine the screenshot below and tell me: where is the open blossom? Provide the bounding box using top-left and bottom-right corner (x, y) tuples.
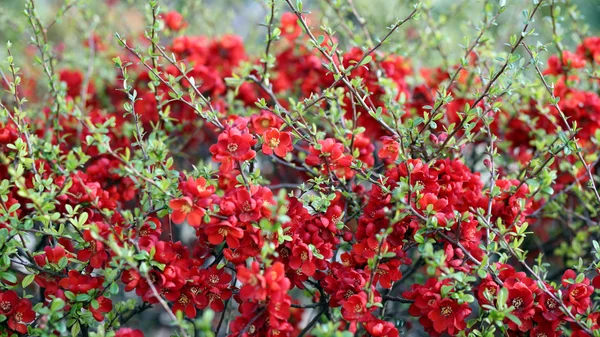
(427, 298), (471, 335)
(237, 261), (268, 301)
(0, 291), (19, 316)
(341, 292), (373, 332)
(170, 197), (206, 227)
(209, 118), (257, 172)
(183, 176), (215, 199)
(7, 299), (36, 334)
(262, 128), (293, 157)
(562, 269), (594, 314)
(251, 110), (281, 133)
(90, 296), (113, 321)
(204, 219), (244, 248)
(378, 136), (400, 161)
(306, 138), (354, 178)
(289, 243), (317, 276)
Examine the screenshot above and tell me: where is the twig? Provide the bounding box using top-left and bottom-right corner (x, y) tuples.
(522, 42), (600, 207)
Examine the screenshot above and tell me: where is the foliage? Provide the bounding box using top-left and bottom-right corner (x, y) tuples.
(0, 0), (600, 336)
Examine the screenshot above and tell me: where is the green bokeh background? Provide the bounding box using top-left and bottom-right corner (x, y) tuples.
(1, 0), (599, 63)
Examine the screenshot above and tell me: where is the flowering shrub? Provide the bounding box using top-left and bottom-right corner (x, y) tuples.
(1, 0), (600, 336)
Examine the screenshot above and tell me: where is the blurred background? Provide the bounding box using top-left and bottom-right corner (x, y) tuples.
(1, 0), (600, 62)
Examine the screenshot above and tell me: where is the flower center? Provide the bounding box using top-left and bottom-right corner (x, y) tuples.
(0, 301), (12, 312)
(208, 293), (220, 302)
(14, 312), (23, 322)
(512, 297), (523, 309)
(300, 251), (308, 261)
(377, 268), (387, 275)
(227, 143), (238, 153)
(441, 306), (452, 316)
(209, 275), (219, 283)
(178, 294), (190, 305)
(269, 138), (280, 148)
(547, 299), (557, 309)
(218, 228), (228, 236)
(242, 201), (252, 212)
(344, 290), (354, 300)
(181, 204), (192, 213)
(354, 304), (363, 313)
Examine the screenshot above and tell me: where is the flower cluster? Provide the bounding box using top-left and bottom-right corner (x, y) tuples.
(1, 1), (600, 337)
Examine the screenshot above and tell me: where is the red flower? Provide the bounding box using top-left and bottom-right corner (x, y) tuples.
(77, 225), (109, 269)
(0, 290), (19, 315)
(537, 292), (564, 322)
(209, 119), (257, 172)
(237, 261), (267, 301)
(171, 290), (197, 318)
(530, 323), (561, 337)
(418, 193), (448, 212)
(306, 138), (354, 178)
(90, 296), (112, 321)
(262, 128), (292, 157)
(251, 110), (281, 134)
(378, 136), (399, 161)
(341, 292), (371, 332)
(280, 12), (302, 40)
(34, 245), (69, 267)
(59, 270), (104, 294)
(161, 11), (187, 31)
(476, 279), (499, 305)
(115, 328), (144, 337)
(183, 176), (215, 199)
(122, 269), (142, 292)
(289, 244), (317, 276)
(7, 299), (36, 334)
(505, 280), (536, 331)
(204, 220), (244, 248)
(365, 319), (400, 337)
(562, 269), (594, 314)
(543, 50), (586, 76)
(427, 298), (471, 335)
(170, 197), (205, 227)
(366, 259), (402, 289)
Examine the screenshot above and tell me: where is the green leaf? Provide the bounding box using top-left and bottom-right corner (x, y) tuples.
(71, 322), (81, 337)
(0, 272), (17, 284)
(50, 298), (65, 312)
(359, 55), (373, 66)
(506, 313), (522, 326)
(22, 274), (35, 287)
